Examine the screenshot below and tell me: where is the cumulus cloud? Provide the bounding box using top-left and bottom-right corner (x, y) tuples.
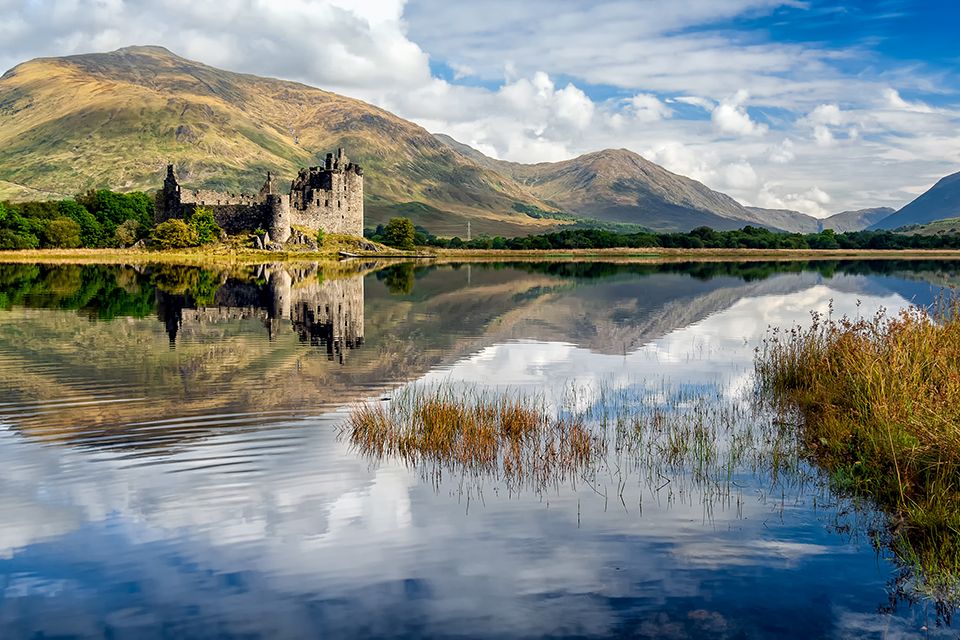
(712, 91), (768, 137)
(756, 183), (833, 216)
(1, 0), (959, 214)
(627, 93), (673, 122)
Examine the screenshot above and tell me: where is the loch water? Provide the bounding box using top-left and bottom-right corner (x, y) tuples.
(0, 259), (958, 639)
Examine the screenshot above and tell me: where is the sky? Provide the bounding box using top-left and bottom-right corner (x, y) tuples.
(1, 0), (959, 216)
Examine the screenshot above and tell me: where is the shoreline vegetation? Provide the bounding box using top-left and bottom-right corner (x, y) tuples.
(6, 246), (960, 266)
(757, 301), (960, 605)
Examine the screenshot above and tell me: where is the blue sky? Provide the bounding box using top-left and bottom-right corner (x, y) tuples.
(1, 0), (958, 215)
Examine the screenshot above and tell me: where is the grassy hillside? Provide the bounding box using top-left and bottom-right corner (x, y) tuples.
(0, 46), (559, 236)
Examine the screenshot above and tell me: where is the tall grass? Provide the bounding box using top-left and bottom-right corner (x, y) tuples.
(756, 298), (960, 604)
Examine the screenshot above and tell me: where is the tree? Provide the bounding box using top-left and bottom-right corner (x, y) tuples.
(316, 227), (326, 246)
(114, 219), (142, 247)
(42, 217), (82, 248)
(58, 200), (102, 247)
(0, 228), (38, 250)
(382, 217), (416, 250)
(189, 207), (221, 245)
(151, 219), (199, 249)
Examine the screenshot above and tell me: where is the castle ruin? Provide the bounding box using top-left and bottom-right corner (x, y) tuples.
(157, 148), (363, 242)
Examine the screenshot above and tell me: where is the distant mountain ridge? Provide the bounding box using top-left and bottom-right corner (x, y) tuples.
(434, 134), (824, 232)
(870, 171), (960, 230)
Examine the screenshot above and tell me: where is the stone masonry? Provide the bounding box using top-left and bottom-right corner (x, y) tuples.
(157, 148), (364, 242)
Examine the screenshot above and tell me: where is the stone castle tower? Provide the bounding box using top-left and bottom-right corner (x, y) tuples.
(157, 148), (364, 242)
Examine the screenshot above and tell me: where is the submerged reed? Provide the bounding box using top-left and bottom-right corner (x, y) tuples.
(346, 385), (601, 489)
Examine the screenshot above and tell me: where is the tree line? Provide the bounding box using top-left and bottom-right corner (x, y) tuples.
(0, 191), (223, 250)
(367, 220), (960, 251)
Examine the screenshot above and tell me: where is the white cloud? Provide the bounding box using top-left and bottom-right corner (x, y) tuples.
(0, 0), (959, 214)
(628, 93), (673, 122)
(883, 88), (934, 114)
(712, 90), (768, 137)
(756, 183), (833, 216)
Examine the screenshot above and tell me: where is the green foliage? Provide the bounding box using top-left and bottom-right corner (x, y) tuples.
(382, 217), (416, 250)
(0, 228), (39, 250)
(316, 227), (326, 246)
(42, 217), (82, 248)
(511, 202), (577, 221)
(76, 189), (153, 240)
(114, 219), (142, 247)
(188, 207), (221, 245)
(0, 190), (156, 250)
(151, 219), (199, 249)
(58, 199), (103, 246)
(365, 223), (960, 252)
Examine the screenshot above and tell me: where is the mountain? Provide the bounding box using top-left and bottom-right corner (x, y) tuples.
(870, 171), (960, 230)
(0, 46), (560, 236)
(435, 135), (819, 232)
(0, 45), (839, 236)
(744, 207), (819, 233)
(743, 206), (896, 233)
(824, 207), (894, 233)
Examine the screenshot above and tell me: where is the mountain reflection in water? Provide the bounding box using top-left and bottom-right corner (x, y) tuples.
(0, 259), (958, 638)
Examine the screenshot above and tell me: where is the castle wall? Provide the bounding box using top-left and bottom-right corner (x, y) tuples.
(180, 202), (270, 235)
(157, 150), (364, 240)
(291, 169), (363, 236)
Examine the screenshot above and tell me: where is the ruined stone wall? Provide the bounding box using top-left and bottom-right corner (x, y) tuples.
(291, 169), (363, 236)
(157, 151), (363, 238)
(180, 202), (271, 235)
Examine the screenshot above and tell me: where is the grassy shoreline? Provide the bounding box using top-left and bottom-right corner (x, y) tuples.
(757, 302), (960, 598)
(6, 246), (960, 266)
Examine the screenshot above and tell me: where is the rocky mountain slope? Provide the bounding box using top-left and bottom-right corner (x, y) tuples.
(870, 171), (960, 230)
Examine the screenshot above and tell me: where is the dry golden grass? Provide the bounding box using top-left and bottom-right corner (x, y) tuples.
(757, 299), (960, 600)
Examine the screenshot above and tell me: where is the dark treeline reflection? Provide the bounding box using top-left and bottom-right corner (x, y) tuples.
(3, 260), (960, 312)
(467, 259), (960, 282)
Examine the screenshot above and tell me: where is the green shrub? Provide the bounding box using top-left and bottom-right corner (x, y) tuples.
(151, 219), (199, 249)
(42, 217), (82, 248)
(189, 207), (221, 245)
(383, 217), (416, 250)
(114, 219), (142, 247)
(316, 227), (326, 246)
(0, 228), (39, 250)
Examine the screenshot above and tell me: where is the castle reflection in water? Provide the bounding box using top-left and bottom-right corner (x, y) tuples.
(156, 264), (364, 363)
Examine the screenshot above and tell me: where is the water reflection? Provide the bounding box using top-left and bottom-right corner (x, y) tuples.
(0, 259), (959, 637)
(156, 263), (364, 361)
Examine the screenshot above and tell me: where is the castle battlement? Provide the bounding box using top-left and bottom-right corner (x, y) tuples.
(157, 149), (364, 243)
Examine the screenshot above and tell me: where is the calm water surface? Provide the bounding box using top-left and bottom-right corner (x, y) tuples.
(0, 259), (958, 639)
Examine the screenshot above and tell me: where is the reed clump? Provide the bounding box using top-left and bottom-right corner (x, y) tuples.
(757, 299), (960, 596)
(346, 386), (601, 488)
